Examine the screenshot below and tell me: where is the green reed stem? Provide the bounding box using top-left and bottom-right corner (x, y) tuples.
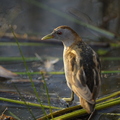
(48, 97), (120, 120)
(1, 56), (120, 62)
(38, 91), (120, 120)
(96, 91), (120, 103)
(0, 97), (61, 110)
(41, 72), (54, 119)
(8, 111), (21, 120)
(14, 70), (120, 75)
(11, 26), (48, 118)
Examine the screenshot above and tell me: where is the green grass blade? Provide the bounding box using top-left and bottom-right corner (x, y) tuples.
(15, 70), (120, 75)
(0, 97), (62, 110)
(101, 70), (120, 74)
(8, 111), (21, 120)
(1, 56), (120, 62)
(97, 91), (120, 103)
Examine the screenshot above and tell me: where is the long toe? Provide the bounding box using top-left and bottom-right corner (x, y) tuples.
(60, 98), (73, 107)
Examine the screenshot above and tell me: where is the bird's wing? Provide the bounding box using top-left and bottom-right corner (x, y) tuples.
(68, 51), (100, 104)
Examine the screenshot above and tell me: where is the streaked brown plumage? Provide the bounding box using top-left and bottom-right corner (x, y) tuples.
(41, 25), (101, 114)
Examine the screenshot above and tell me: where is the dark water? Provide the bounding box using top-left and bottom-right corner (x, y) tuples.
(0, 40), (119, 120)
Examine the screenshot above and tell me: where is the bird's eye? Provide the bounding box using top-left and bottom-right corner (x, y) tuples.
(57, 31), (62, 35)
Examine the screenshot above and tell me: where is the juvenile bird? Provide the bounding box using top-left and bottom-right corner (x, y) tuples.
(41, 26), (101, 114)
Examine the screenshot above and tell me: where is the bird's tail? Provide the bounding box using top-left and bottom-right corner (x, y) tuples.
(79, 97), (95, 114)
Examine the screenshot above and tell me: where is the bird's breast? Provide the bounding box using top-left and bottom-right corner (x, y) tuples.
(63, 49), (77, 81)
(63, 52), (71, 77)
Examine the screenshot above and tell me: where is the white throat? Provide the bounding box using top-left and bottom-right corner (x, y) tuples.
(62, 38), (75, 49)
(62, 36), (75, 49)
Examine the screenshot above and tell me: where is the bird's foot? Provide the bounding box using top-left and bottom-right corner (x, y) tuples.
(60, 98), (73, 107)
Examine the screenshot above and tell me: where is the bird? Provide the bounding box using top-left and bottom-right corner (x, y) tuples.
(41, 25), (101, 114)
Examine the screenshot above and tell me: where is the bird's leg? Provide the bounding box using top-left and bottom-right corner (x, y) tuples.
(62, 91), (74, 105)
(87, 109), (96, 120)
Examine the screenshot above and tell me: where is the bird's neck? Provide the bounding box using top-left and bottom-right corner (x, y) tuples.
(62, 36), (81, 49)
(62, 39), (75, 49)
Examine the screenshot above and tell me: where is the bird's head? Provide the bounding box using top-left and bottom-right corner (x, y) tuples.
(41, 26), (81, 48)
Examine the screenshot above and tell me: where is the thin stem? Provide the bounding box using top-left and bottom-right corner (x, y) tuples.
(11, 26), (48, 117)
(0, 97), (61, 110)
(14, 70), (120, 75)
(41, 72), (54, 119)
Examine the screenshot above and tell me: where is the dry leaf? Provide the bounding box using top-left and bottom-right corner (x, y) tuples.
(0, 66), (18, 78)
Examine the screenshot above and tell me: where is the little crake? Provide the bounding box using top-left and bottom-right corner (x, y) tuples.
(41, 26), (101, 114)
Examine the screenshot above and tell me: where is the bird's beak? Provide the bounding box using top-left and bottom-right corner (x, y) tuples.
(41, 33), (54, 40)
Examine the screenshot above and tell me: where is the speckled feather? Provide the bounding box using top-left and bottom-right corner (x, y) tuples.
(64, 40), (101, 113)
